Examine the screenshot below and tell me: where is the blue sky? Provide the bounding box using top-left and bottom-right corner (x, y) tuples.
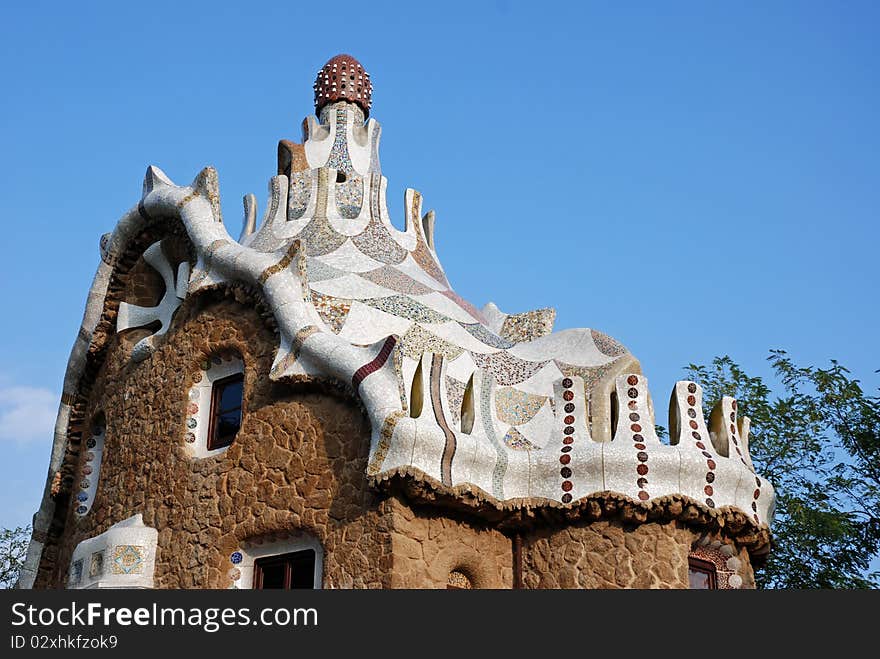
(0, 0), (877, 538)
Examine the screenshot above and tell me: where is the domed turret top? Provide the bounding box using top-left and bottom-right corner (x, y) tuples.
(313, 54), (373, 118)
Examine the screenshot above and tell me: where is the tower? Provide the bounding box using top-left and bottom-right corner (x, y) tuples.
(19, 55), (773, 590)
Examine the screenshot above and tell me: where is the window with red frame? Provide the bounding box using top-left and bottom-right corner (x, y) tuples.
(688, 557), (718, 589)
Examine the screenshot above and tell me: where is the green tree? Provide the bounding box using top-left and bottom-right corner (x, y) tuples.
(0, 525), (30, 589)
(685, 351), (880, 589)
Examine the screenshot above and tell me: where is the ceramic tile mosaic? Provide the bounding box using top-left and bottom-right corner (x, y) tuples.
(399, 323), (464, 360)
(553, 360), (615, 392)
(358, 265), (434, 295)
(295, 212), (349, 257)
(70, 559), (83, 586)
(479, 370), (508, 498)
(472, 351), (548, 386)
(503, 426), (538, 450)
(288, 171), (312, 220)
(89, 552), (103, 578)
(310, 291), (352, 334)
(460, 322), (514, 349)
(368, 121), (382, 174)
(444, 376), (466, 428)
(410, 236), (448, 286)
(335, 178), (364, 219)
(362, 295), (451, 324)
(111, 545), (145, 574)
(499, 308), (556, 343)
(494, 387), (547, 426)
(366, 410), (406, 475)
(350, 190), (408, 265)
(306, 257), (346, 283)
(327, 105), (356, 174)
(590, 328), (627, 357)
(439, 290), (485, 322)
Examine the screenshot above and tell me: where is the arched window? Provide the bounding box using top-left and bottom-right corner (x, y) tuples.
(185, 353), (244, 458)
(208, 373), (244, 450)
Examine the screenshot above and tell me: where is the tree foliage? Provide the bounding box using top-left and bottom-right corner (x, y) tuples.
(685, 351), (880, 588)
(0, 525), (30, 589)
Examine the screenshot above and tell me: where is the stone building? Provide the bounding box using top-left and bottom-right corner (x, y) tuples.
(19, 55), (773, 590)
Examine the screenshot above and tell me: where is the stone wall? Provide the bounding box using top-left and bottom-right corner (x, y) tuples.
(522, 520), (697, 589)
(386, 497), (513, 588)
(37, 289), (395, 589)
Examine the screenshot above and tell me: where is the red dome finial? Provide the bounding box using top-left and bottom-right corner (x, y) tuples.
(313, 54), (373, 118)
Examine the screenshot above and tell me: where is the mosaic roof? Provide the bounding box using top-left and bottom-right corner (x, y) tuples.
(53, 56), (776, 526)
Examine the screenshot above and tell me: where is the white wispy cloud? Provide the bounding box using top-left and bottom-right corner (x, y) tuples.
(0, 385), (58, 443)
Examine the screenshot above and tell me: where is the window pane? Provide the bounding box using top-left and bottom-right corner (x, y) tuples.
(254, 551), (316, 590)
(216, 410), (241, 439)
(689, 568), (712, 589)
(218, 379), (243, 413)
(258, 561), (287, 589)
(290, 551), (316, 589)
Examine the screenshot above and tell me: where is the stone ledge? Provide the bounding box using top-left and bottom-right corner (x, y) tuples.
(370, 466), (772, 562)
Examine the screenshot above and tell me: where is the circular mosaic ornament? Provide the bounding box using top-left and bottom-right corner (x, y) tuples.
(75, 505), (87, 515)
(80, 479), (90, 490)
(187, 403), (199, 415)
(189, 389), (200, 401)
(82, 465), (93, 475)
(187, 418), (198, 429)
(228, 568), (241, 581)
(86, 437), (97, 449)
(185, 432), (196, 443)
(230, 551), (243, 565)
(76, 492), (89, 502)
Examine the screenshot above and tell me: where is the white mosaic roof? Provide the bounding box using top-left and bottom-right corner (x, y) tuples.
(72, 99), (777, 525)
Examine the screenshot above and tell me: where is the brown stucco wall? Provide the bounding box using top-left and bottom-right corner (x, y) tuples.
(38, 288), (396, 589)
(521, 520), (697, 589)
(386, 497), (513, 589)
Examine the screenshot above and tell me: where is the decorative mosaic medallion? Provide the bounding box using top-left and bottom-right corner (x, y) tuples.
(230, 551), (243, 565)
(111, 545), (145, 575)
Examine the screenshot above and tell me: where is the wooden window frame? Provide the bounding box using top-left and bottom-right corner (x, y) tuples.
(253, 550), (316, 590)
(207, 373), (244, 451)
(688, 557), (718, 589)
